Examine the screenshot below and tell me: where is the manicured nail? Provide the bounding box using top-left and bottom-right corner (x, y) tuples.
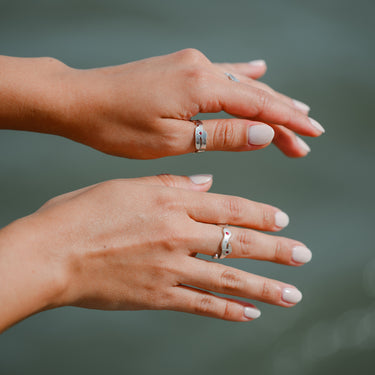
(189, 174), (213, 185)
(282, 288), (303, 304)
(248, 124), (275, 145)
(248, 59), (266, 67)
(296, 136), (311, 153)
(309, 117), (325, 134)
(244, 307), (261, 319)
(293, 99), (310, 113)
(275, 211), (289, 228)
(292, 246), (312, 264)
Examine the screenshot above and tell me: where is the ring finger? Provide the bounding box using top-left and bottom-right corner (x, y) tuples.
(190, 223), (312, 266)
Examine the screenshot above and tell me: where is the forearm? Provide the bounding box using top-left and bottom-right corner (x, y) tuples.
(0, 216), (66, 333)
(0, 55), (73, 135)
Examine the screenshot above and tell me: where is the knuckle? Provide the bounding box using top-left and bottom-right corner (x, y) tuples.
(221, 300), (235, 321)
(154, 187), (177, 207)
(273, 239), (285, 262)
(237, 231), (255, 257)
(178, 48), (208, 64)
(212, 120), (236, 149)
(159, 227), (179, 251)
(260, 279), (274, 301)
(155, 174), (179, 188)
(273, 240), (284, 262)
(157, 214), (185, 245)
(224, 197), (243, 221)
(43, 196), (59, 207)
(194, 294), (216, 315)
(261, 207), (275, 228)
(257, 81), (275, 95)
(193, 294), (235, 320)
(254, 88), (272, 116)
(184, 66), (211, 90)
(39, 56), (66, 70)
(219, 270), (243, 292)
(282, 109), (294, 126)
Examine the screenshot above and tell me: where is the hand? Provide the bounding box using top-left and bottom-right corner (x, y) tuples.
(55, 49), (324, 158)
(1, 174), (311, 330)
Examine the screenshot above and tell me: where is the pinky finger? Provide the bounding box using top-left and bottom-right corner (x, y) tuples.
(170, 285), (261, 322)
(273, 125), (311, 158)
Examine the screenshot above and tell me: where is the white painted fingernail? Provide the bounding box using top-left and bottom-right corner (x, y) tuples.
(296, 136), (311, 153)
(292, 246), (312, 264)
(275, 211), (289, 228)
(244, 307), (261, 319)
(248, 124), (275, 145)
(309, 117), (325, 134)
(189, 174), (213, 185)
(293, 99), (310, 113)
(282, 288), (303, 304)
(248, 59), (266, 67)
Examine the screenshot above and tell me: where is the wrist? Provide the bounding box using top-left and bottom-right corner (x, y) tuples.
(0, 215), (69, 332)
(0, 55), (74, 135)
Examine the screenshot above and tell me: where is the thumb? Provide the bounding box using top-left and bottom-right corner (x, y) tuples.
(130, 174), (213, 191)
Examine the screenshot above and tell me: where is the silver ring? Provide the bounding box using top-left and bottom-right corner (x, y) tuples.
(213, 227), (232, 259)
(193, 120), (207, 153)
(225, 72), (240, 82)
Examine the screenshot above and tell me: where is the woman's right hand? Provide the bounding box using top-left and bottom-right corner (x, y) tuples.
(0, 50), (323, 159)
(0, 174), (311, 331)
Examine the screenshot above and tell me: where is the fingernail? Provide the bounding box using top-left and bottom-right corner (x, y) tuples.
(275, 211), (289, 228)
(248, 124), (275, 145)
(244, 307), (261, 319)
(248, 59), (266, 67)
(293, 99), (310, 113)
(296, 136), (311, 153)
(292, 246), (312, 264)
(309, 117), (325, 134)
(189, 174), (213, 185)
(282, 288), (303, 304)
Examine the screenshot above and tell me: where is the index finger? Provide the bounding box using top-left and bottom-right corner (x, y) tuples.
(200, 78), (324, 137)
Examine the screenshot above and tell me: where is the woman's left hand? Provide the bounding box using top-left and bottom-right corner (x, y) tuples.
(0, 174), (312, 332)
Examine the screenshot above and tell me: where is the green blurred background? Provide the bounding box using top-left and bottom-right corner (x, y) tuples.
(0, 0), (374, 374)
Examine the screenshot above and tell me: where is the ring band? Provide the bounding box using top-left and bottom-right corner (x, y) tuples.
(213, 227), (232, 259)
(193, 120), (207, 153)
(225, 72), (240, 82)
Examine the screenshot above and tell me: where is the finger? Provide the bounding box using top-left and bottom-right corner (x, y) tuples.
(128, 174), (213, 192)
(239, 77), (311, 114)
(169, 285), (261, 322)
(191, 224), (312, 266)
(201, 79), (325, 137)
(40, 174), (214, 210)
(203, 119), (275, 151)
(215, 60), (267, 80)
(185, 191), (290, 232)
(272, 125), (311, 157)
(180, 258), (303, 307)
(213, 63), (310, 114)
(163, 118), (275, 153)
